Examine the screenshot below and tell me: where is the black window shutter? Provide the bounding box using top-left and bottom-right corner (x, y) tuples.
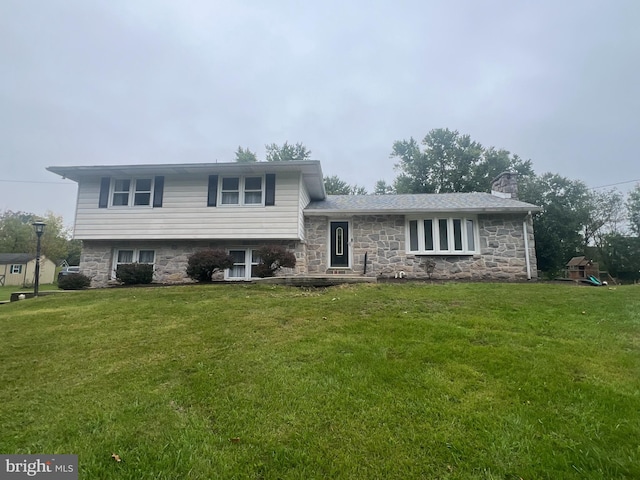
(207, 175), (218, 206)
(265, 174), (276, 206)
(153, 176), (165, 207)
(98, 177), (110, 208)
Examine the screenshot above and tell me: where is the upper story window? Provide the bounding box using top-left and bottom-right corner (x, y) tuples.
(220, 176), (263, 206)
(111, 178), (154, 207)
(406, 216), (478, 255)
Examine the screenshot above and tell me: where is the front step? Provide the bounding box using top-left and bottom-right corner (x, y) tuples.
(326, 269), (354, 275)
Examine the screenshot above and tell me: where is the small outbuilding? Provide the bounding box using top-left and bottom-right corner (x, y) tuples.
(566, 256), (599, 280)
(0, 253), (57, 286)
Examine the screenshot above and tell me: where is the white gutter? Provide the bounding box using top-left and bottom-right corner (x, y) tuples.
(523, 211), (532, 280)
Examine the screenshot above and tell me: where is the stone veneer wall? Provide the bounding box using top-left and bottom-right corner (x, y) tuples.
(304, 214), (537, 280)
(80, 240), (307, 288)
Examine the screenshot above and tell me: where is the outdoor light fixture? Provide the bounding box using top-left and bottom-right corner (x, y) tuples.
(32, 221), (46, 297)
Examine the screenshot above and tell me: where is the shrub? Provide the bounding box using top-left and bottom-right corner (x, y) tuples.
(253, 245), (296, 278)
(58, 273), (91, 290)
(186, 249), (235, 282)
(115, 263), (154, 285)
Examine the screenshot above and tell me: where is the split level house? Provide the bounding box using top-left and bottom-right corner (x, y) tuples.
(47, 161), (541, 287)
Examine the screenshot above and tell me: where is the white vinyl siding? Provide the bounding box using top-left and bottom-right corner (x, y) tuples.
(298, 175), (311, 241)
(406, 216), (478, 255)
(74, 172), (303, 240)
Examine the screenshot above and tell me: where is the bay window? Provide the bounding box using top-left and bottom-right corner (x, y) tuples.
(407, 216), (477, 254)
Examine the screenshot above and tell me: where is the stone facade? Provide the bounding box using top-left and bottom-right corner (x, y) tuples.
(80, 214), (537, 287)
(304, 214), (537, 280)
(81, 239), (307, 288)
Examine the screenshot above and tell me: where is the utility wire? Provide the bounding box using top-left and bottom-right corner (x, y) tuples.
(0, 179), (73, 185)
(590, 179), (640, 189)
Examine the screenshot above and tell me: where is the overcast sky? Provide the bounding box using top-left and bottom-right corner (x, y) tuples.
(1, 0), (639, 226)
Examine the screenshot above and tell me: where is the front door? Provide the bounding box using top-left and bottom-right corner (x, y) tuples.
(330, 221), (349, 268)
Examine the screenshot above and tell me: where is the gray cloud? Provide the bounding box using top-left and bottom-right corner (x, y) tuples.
(1, 0), (639, 224)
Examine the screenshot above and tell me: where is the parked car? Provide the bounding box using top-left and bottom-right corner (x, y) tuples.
(58, 266), (80, 282)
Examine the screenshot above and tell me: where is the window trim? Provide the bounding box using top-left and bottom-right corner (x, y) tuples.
(218, 176), (265, 207)
(110, 178), (156, 208)
(225, 248), (261, 280)
(406, 215), (478, 255)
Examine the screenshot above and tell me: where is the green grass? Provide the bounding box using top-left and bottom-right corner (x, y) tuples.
(0, 283), (57, 301)
(0, 282), (638, 479)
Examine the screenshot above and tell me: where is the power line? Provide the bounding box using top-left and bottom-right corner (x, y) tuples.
(0, 179), (73, 185)
(590, 179), (640, 189)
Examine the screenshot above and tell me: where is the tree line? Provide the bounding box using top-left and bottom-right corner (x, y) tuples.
(0, 211), (81, 266)
(3, 134), (638, 280)
(240, 133), (640, 280)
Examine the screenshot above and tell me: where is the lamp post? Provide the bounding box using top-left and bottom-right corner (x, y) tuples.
(32, 222), (46, 297)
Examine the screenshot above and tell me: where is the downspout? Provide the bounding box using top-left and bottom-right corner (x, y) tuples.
(523, 211), (532, 280)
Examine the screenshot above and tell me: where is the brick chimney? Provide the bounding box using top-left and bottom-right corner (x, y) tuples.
(491, 172), (518, 199)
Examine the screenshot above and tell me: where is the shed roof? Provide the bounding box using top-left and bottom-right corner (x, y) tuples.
(0, 253), (34, 265)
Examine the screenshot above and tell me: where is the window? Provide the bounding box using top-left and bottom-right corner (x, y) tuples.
(10, 264), (22, 274)
(112, 249), (155, 278)
(219, 176), (263, 206)
(221, 177), (240, 205)
(226, 249), (261, 280)
(407, 216), (478, 254)
(111, 178), (154, 207)
(244, 177), (263, 204)
(134, 179), (152, 206)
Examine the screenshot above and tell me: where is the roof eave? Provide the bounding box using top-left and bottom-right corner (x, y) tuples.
(47, 160), (326, 200)
(304, 206), (542, 215)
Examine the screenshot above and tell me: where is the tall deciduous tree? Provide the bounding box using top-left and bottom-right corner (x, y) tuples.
(627, 184), (640, 236)
(519, 173), (592, 276)
(324, 175), (367, 195)
(265, 142), (311, 162)
(0, 210), (73, 264)
(234, 146), (257, 163)
(391, 128), (532, 194)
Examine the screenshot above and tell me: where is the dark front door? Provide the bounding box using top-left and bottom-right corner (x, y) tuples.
(330, 221), (349, 267)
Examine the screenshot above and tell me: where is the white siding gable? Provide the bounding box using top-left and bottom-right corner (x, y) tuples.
(74, 171), (308, 240)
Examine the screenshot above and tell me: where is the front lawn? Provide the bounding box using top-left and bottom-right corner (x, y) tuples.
(0, 283), (57, 302)
(0, 283), (638, 479)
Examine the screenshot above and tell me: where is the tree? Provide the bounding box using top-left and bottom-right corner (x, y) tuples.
(627, 184), (640, 236)
(234, 146), (257, 163)
(265, 142), (311, 162)
(374, 180), (394, 195)
(391, 128), (533, 194)
(324, 175), (368, 195)
(519, 173), (592, 276)
(584, 189), (626, 249)
(599, 234), (640, 282)
(186, 249), (235, 282)
(253, 245), (296, 277)
(0, 210), (72, 265)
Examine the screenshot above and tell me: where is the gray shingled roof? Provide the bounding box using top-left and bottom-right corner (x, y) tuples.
(0, 253), (34, 265)
(305, 193), (541, 214)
